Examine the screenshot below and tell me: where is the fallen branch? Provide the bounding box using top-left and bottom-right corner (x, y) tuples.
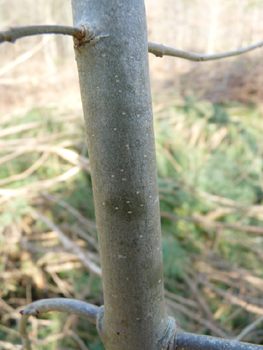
(161, 211), (263, 235)
(200, 279), (263, 316)
(0, 121), (41, 138)
(0, 145), (90, 172)
(0, 38), (48, 76)
(66, 329), (90, 350)
(0, 166), (81, 204)
(0, 341), (22, 350)
(165, 298), (228, 338)
(183, 272), (219, 328)
(33, 211), (102, 277)
(42, 193), (96, 235)
(234, 315), (263, 342)
(0, 152), (49, 186)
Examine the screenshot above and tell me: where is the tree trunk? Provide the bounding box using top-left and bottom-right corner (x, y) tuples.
(72, 0), (168, 349)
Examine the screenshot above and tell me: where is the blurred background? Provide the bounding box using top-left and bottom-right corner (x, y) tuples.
(1, 0), (263, 349)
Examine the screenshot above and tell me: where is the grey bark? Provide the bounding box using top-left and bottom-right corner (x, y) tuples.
(72, 0), (168, 349)
(176, 332), (263, 350)
(71, 1), (263, 350)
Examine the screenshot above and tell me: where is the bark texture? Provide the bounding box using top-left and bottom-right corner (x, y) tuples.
(72, 0), (168, 349)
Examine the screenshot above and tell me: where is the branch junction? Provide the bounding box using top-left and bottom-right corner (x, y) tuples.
(1, 24), (263, 62)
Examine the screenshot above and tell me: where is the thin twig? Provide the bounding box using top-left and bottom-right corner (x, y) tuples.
(0, 324), (20, 337)
(0, 152), (49, 186)
(0, 166), (81, 204)
(165, 298), (228, 338)
(160, 185), (263, 220)
(148, 40), (263, 61)
(0, 298), (15, 313)
(200, 279), (263, 315)
(0, 25), (86, 44)
(0, 122), (41, 138)
(164, 290), (198, 309)
(161, 211), (263, 235)
(42, 193), (96, 235)
(0, 150), (26, 166)
(183, 272), (218, 326)
(61, 225), (99, 252)
(33, 211), (102, 277)
(0, 38), (48, 76)
(49, 271), (73, 298)
(67, 330), (90, 350)
(0, 145), (90, 173)
(235, 315), (263, 341)
(194, 188), (263, 218)
(192, 255), (263, 294)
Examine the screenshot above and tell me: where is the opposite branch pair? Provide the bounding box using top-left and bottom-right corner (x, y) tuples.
(19, 299), (263, 350)
(1, 24), (263, 62)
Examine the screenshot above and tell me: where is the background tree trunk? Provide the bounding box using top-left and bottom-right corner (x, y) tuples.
(72, 0), (168, 349)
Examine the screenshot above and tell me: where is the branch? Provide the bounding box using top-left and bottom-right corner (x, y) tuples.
(0, 24), (93, 44)
(200, 279), (263, 316)
(19, 300), (263, 350)
(19, 298), (99, 350)
(1, 24), (263, 62)
(159, 317), (263, 350)
(148, 40), (263, 61)
(0, 38), (47, 76)
(175, 331), (263, 350)
(41, 193), (96, 236)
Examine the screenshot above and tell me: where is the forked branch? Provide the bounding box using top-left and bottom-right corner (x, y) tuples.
(1, 24), (263, 62)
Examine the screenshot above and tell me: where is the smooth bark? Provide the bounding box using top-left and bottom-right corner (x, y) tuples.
(72, 0), (168, 349)
(176, 332), (263, 350)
